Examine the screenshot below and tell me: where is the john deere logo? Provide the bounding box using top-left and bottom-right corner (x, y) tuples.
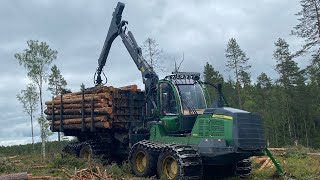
(212, 114), (233, 120)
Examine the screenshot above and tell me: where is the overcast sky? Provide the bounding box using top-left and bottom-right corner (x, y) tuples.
(0, 0), (305, 146)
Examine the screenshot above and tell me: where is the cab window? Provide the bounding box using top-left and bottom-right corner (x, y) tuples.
(160, 83), (178, 115)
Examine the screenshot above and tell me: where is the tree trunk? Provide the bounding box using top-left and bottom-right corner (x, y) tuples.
(55, 84), (60, 142)
(45, 96), (106, 105)
(44, 107), (113, 115)
(235, 65), (242, 109)
(47, 102), (106, 109)
(39, 82), (46, 159)
(30, 114), (34, 151)
(51, 116), (108, 125)
(52, 121), (110, 130)
(304, 116), (309, 148)
(314, 0), (320, 38)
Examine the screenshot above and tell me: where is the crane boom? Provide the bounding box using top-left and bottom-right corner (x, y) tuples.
(95, 2), (159, 117)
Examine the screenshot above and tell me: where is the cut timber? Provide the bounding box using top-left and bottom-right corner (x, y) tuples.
(119, 85), (138, 91)
(50, 116), (108, 125)
(268, 148), (287, 156)
(31, 176), (56, 180)
(53, 122), (110, 129)
(45, 96), (107, 105)
(46, 114), (113, 120)
(44, 107), (112, 115)
(268, 148), (287, 151)
(45, 85), (145, 131)
(254, 157), (269, 164)
(70, 86), (116, 96)
(258, 158), (271, 171)
(0, 172), (28, 180)
(54, 93), (111, 100)
(47, 102), (105, 109)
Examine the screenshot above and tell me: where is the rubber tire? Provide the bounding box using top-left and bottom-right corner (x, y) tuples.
(130, 146), (156, 177)
(79, 144), (93, 161)
(157, 151), (180, 180)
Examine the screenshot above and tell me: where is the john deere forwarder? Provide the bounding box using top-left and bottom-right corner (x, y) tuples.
(57, 2), (269, 179)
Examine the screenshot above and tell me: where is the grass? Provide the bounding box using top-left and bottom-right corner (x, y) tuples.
(1, 142), (320, 179)
(247, 146), (320, 180)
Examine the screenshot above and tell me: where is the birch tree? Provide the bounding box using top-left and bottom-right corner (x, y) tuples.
(17, 84), (39, 151)
(15, 40), (57, 158)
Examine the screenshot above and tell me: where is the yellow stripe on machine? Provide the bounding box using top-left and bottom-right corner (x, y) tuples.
(212, 114), (233, 120)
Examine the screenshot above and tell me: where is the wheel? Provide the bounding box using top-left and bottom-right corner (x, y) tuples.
(130, 146), (156, 177)
(157, 151), (180, 180)
(79, 144), (93, 161)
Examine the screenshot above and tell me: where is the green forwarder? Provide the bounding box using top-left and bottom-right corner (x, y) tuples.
(49, 2), (280, 179)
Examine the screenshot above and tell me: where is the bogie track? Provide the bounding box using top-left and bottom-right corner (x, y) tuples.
(62, 140), (110, 162)
(129, 140), (202, 180)
(62, 142), (82, 157)
(235, 159), (252, 178)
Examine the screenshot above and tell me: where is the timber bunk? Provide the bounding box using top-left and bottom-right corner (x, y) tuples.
(44, 84), (145, 134)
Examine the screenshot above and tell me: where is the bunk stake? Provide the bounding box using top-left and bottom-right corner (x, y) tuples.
(128, 90), (134, 147)
(59, 94), (64, 132)
(90, 96), (95, 132)
(51, 96), (55, 132)
(81, 84), (86, 132)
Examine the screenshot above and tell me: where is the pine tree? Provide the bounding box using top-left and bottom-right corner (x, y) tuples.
(306, 50), (320, 147)
(273, 38), (305, 144)
(239, 70), (251, 87)
(203, 62), (224, 106)
(48, 64), (68, 141)
(48, 65), (68, 96)
(291, 0), (320, 53)
(225, 38), (251, 108)
(256, 73), (273, 146)
(307, 50), (320, 84)
(223, 76), (237, 108)
(257, 73), (272, 89)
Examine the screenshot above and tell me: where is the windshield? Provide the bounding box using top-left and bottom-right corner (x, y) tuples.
(177, 84), (207, 114)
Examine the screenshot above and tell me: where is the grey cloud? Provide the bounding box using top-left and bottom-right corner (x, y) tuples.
(0, 0), (304, 145)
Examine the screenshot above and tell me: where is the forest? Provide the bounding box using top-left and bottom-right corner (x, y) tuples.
(203, 0), (320, 148)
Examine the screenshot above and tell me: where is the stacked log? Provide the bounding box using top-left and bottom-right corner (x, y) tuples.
(44, 85), (145, 131)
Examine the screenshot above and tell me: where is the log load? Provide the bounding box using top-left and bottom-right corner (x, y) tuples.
(44, 85), (145, 131)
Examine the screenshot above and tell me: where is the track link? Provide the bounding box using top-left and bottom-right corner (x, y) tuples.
(235, 159), (252, 178)
(166, 144), (203, 179)
(129, 140), (203, 179)
(80, 140), (111, 160)
(62, 140), (110, 161)
(62, 142), (82, 157)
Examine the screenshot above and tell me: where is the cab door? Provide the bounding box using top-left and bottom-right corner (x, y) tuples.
(158, 82), (181, 132)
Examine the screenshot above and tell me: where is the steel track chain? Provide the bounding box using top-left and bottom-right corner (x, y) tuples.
(80, 140), (111, 160)
(62, 139), (111, 161)
(62, 142), (82, 157)
(129, 140), (203, 180)
(235, 158), (252, 178)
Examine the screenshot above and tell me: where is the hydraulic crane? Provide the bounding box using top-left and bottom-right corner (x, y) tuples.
(95, 2), (158, 118)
